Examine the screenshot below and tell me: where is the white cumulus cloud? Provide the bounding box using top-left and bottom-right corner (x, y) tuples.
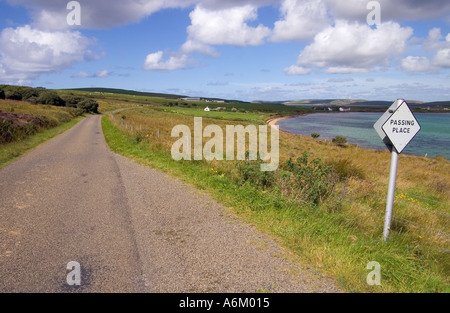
(0, 25), (95, 81)
(401, 28), (450, 72)
(186, 4), (271, 47)
(145, 4), (272, 71)
(271, 0), (330, 42)
(285, 20), (413, 75)
(400, 56), (432, 72)
(143, 51), (189, 71)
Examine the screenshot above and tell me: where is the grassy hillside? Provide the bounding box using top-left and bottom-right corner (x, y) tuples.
(66, 87), (450, 113)
(65, 87), (186, 99)
(0, 99), (85, 168)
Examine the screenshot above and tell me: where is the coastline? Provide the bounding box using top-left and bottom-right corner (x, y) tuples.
(267, 115), (303, 127)
(266, 112), (449, 159)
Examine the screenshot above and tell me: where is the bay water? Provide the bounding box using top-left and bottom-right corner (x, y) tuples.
(277, 112), (450, 159)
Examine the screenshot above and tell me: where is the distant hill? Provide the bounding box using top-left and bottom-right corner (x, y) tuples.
(282, 99), (450, 111)
(65, 87), (186, 99)
(284, 99), (396, 107)
(64, 87), (241, 103)
(64, 88), (450, 112)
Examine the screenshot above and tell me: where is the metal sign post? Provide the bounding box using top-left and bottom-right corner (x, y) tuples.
(374, 99), (421, 241)
(383, 148), (399, 241)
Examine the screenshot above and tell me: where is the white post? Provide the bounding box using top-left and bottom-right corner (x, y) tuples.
(383, 148), (399, 241)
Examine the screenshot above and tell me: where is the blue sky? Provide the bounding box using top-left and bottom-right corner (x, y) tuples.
(0, 0), (449, 102)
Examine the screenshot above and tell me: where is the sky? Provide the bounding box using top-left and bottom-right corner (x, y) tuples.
(0, 0), (449, 102)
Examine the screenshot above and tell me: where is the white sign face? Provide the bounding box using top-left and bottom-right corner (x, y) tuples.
(381, 101), (421, 153)
(374, 99), (404, 151)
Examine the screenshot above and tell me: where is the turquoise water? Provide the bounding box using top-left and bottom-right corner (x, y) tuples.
(278, 113), (450, 159)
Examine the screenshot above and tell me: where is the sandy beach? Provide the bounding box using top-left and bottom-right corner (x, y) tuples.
(267, 116), (291, 126)
(267, 115), (305, 126)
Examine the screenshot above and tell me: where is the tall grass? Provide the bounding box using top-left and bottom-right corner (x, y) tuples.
(102, 106), (449, 293)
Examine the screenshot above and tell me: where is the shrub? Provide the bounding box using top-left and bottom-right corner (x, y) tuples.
(0, 111), (54, 144)
(5, 90), (23, 101)
(311, 133), (320, 139)
(0, 89), (5, 100)
(21, 87), (41, 101)
(236, 159), (275, 189)
(62, 95), (84, 108)
(0, 119), (14, 143)
(26, 96), (40, 105)
(77, 98), (99, 113)
(332, 136), (347, 147)
(234, 151), (339, 206)
(68, 108), (85, 117)
(279, 151), (336, 206)
(38, 91), (66, 106)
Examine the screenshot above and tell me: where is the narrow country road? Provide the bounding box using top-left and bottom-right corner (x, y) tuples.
(0, 115), (340, 293)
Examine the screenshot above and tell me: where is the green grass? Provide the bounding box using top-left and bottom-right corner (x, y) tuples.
(0, 116), (83, 169)
(101, 114), (449, 293)
(158, 106), (268, 122)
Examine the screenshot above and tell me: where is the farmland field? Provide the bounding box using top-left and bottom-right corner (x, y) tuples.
(157, 106), (268, 122)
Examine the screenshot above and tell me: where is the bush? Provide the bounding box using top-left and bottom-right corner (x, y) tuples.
(279, 151), (336, 206)
(0, 89), (5, 100)
(77, 98), (99, 113)
(38, 91), (66, 106)
(21, 87), (41, 101)
(311, 133), (320, 139)
(332, 136), (347, 147)
(26, 96), (40, 105)
(5, 90), (23, 101)
(62, 95), (84, 108)
(0, 111), (54, 144)
(68, 108), (85, 117)
(234, 151), (338, 206)
(236, 159), (275, 189)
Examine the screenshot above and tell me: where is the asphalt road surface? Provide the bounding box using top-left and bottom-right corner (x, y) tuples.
(0, 115), (341, 293)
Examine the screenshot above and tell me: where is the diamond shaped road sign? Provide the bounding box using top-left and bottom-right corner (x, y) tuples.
(374, 99), (404, 152)
(381, 100), (421, 154)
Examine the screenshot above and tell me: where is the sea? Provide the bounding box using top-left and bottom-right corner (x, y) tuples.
(277, 112), (450, 159)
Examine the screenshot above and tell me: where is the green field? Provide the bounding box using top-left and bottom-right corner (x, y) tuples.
(157, 106), (268, 122)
